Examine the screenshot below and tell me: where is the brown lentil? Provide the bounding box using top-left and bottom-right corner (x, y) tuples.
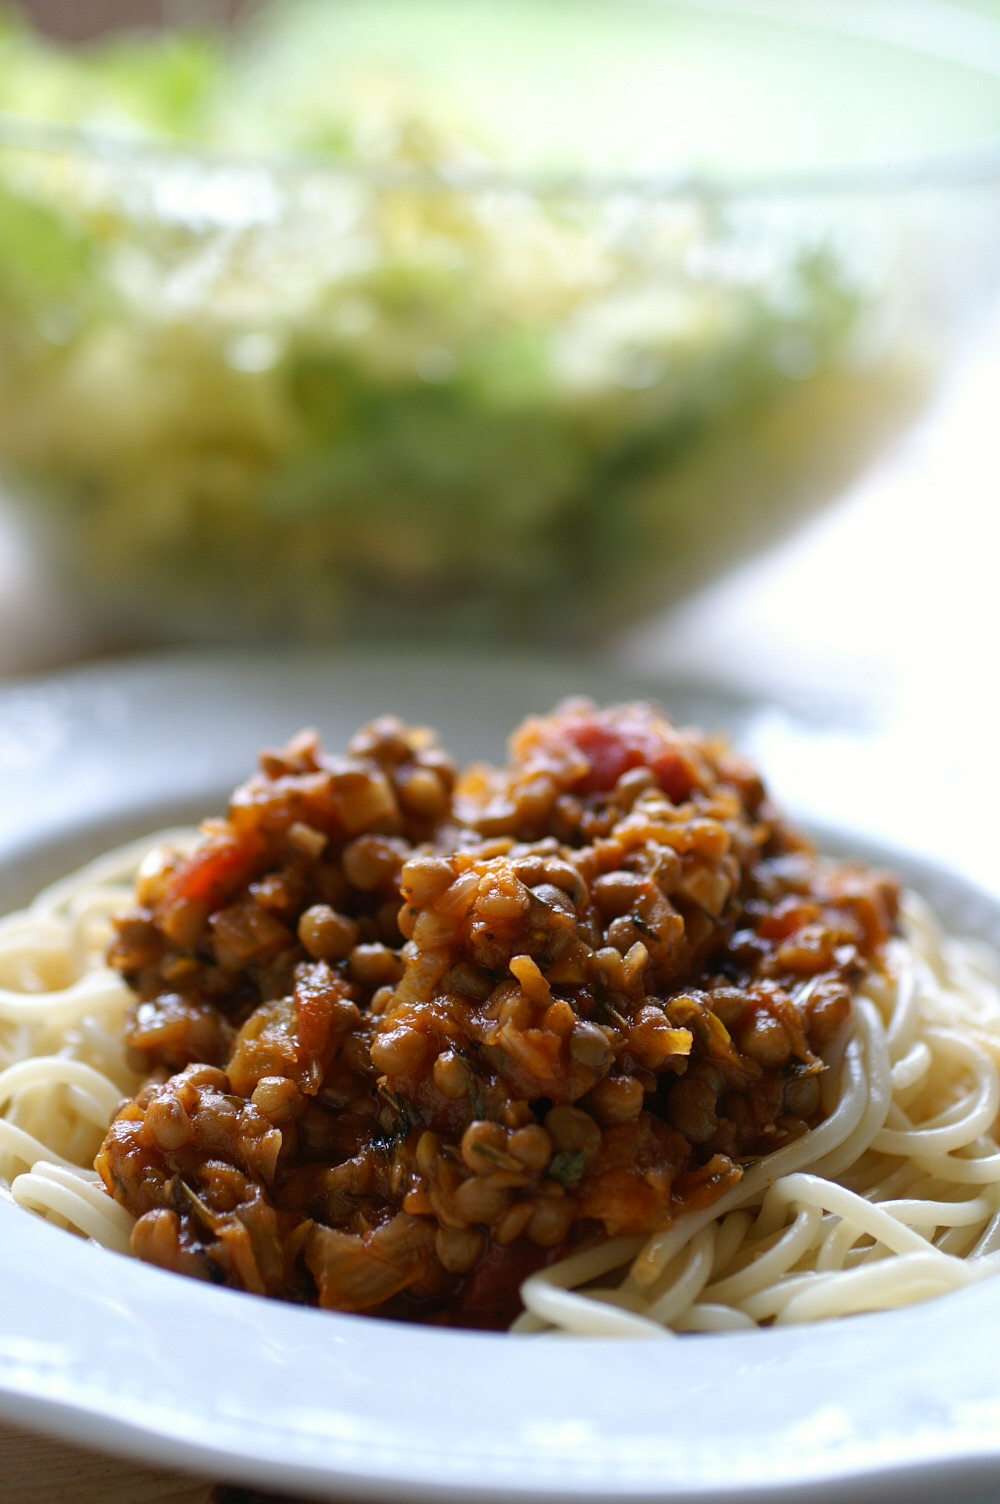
(298, 905), (359, 962)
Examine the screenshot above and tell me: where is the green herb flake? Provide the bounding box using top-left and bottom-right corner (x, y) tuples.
(548, 1150), (585, 1188)
(468, 1077), (485, 1120)
(598, 997), (631, 1032)
(376, 1082), (411, 1141)
(471, 1140), (521, 1173)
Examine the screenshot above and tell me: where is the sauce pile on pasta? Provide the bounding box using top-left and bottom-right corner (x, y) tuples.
(96, 702), (897, 1326)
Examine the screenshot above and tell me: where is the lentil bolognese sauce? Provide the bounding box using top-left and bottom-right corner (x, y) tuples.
(94, 700), (897, 1328)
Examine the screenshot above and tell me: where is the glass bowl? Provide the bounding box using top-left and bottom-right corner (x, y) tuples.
(1, 0), (999, 650)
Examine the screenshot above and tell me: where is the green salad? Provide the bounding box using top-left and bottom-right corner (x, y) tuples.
(0, 1), (935, 643)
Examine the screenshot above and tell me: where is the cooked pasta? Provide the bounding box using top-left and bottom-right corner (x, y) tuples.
(3, 834), (1000, 1336)
(0, 834), (194, 1251)
(515, 894), (1000, 1333)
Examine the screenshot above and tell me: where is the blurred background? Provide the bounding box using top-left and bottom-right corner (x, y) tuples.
(0, 4), (999, 1499)
(0, 0), (998, 743)
(1, 0), (999, 680)
(1, 0), (996, 853)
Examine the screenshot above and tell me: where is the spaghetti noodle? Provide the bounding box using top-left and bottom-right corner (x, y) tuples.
(515, 898), (1000, 1333)
(2, 713), (999, 1335)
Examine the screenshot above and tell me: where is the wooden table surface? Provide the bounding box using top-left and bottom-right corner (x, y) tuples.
(0, 1417), (319, 1503)
(0, 1418), (216, 1502)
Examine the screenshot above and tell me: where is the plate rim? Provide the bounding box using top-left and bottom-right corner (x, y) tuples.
(1, 647), (998, 1503)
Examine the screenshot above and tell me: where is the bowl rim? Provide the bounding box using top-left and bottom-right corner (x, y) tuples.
(3, 0), (1000, 200)
(2, 647), (1000, 1504)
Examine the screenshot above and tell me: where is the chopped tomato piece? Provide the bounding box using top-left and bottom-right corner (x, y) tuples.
(544, 704), (701, 801)
(157, 828), (265, 916)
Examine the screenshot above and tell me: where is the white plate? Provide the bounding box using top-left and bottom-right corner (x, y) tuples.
(1, 648), (999, 1504)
